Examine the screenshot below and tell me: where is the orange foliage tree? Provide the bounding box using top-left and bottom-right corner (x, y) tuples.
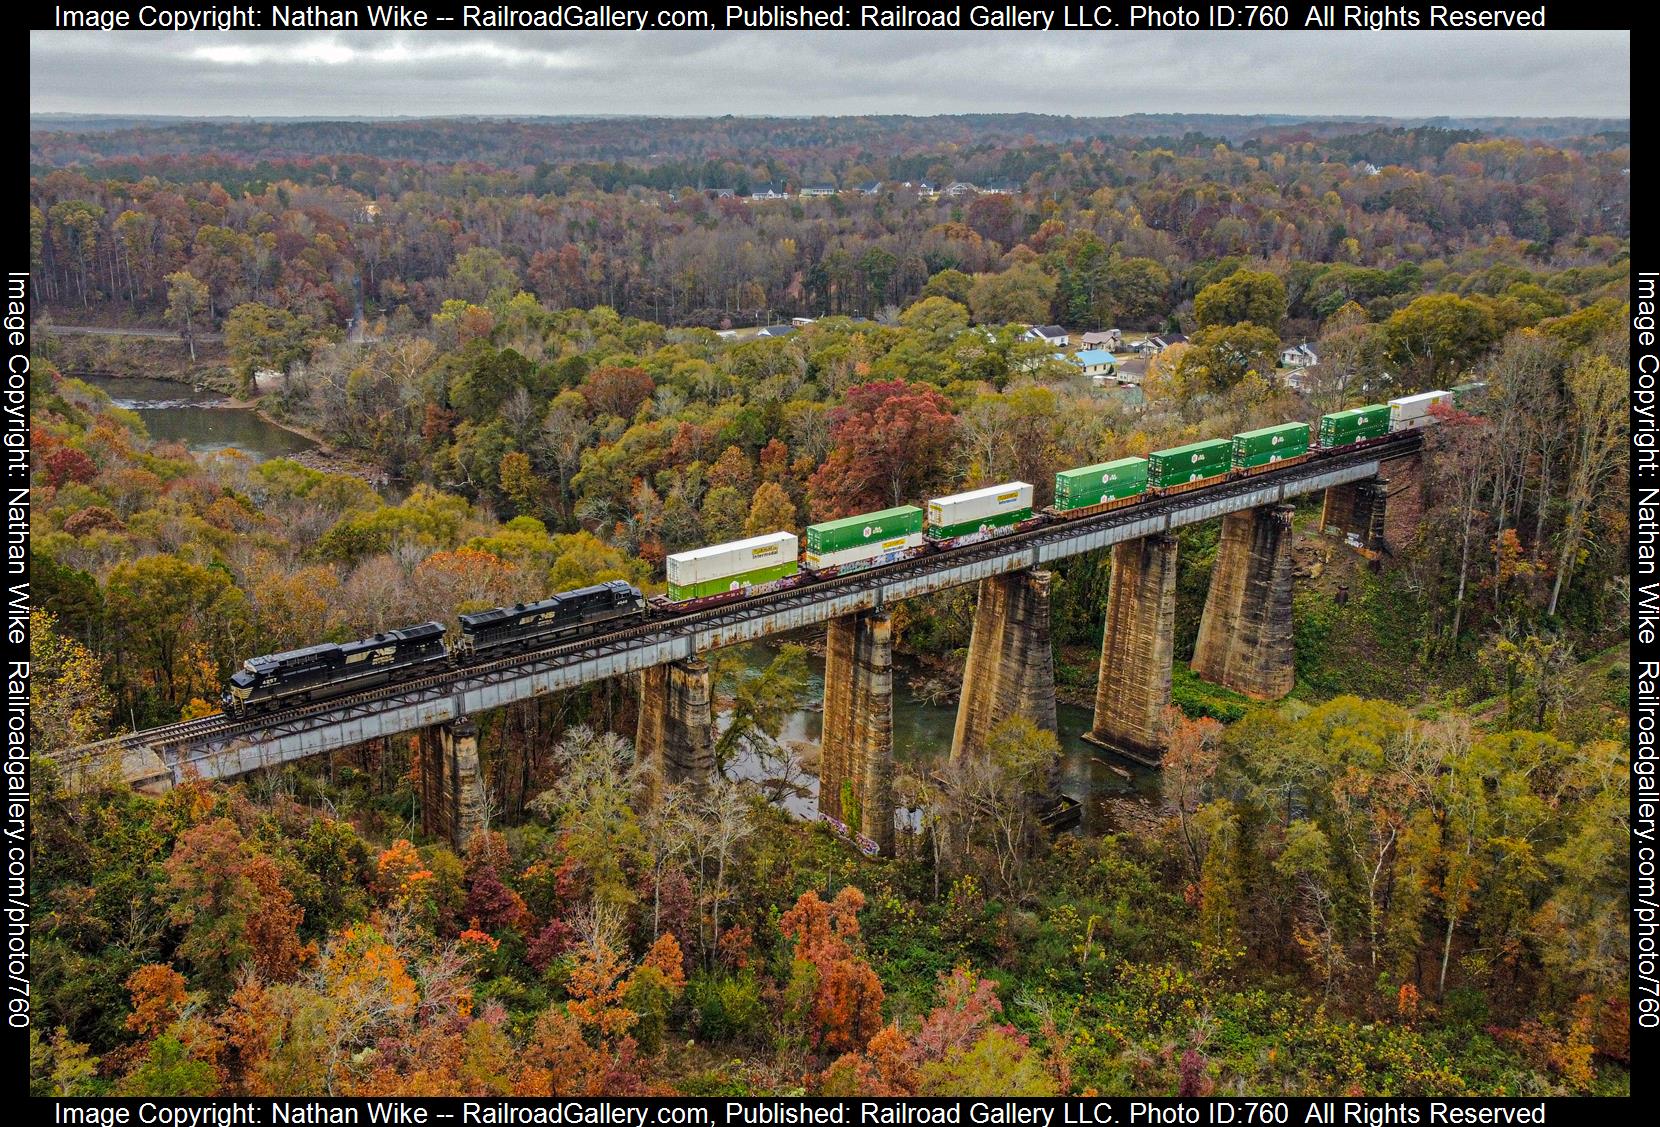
(779, 887), (886, 1054)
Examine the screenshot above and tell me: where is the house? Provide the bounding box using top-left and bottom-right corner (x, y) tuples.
(942, 181), (979, 197)
(857, 181), (882, 195)
(1280, 342), (1319, 369)
(748, 182), (787, 201)
(1022, 325), (1070, 347)
(756, 325), (797, 339)
(980, 182), (1019, 195)
(1070, 349), (1118, 382)
(707, 187), (736, 199)
(1135, 333), (1188, 353)
(916, 181), (937, 197)
(715, 329), (739, 340)
(790, 317), (817, 328)
(800, 184), (836, 198)
(1080, 329), (1122, 350)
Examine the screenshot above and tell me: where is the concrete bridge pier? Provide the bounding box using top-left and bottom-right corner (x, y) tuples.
(635, 657), (715, 794)
(1191, 504), (1297, 700)
(1322, 477), (1389, 553)
(418, 715), (487, 847)
(818, 608), (896, 855)
(1320, 480), (1363, 538)
(951, 569), (1058, 781)
(1087, 534), (1179, 766)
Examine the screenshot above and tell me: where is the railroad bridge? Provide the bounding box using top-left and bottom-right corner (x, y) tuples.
(56, 435), (1423, 852)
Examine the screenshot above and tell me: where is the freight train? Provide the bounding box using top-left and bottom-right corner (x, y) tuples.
(222, 388), (1481, 716)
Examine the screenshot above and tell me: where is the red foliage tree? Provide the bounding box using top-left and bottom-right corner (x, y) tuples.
(578, 365), (654, 419)
(45, 446), (97, 487)
(464, 865), (532, 936)
(806, 381), (957, 520)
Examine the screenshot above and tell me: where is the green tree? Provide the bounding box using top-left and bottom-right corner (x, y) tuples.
(1173, 321), (1282, 396)
(445, 247), (523, 306)
(164, 272), (209, 362)
(224, 302), (317, 391)
(744, 481), (797, 537)
(1193, 269), (1287, 330)
(968, 264), (1056, 325)
(1383, 293), (1501, 386)
(104, 555), (247, 714)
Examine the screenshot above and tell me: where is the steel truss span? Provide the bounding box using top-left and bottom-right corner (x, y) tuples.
(58, 434), (1419, 787)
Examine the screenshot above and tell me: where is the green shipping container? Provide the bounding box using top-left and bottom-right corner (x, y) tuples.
(1148, 438), (1231, 487)
(1054, 457), (1148, 510)
(667, 559), (798, 602)
(806, 506), (924, 554)
(1318, 404), (1389, 447)
(927, 506), (1032, 541)
(1231, 422), (1310, 469)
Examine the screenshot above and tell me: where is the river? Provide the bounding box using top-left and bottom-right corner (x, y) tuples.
(719, 641), (1164, 838)
(77, 374), (317, 463)
(92, 374), (1162, 837)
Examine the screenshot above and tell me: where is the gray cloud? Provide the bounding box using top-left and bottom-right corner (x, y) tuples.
(30, 30), (1630, 119)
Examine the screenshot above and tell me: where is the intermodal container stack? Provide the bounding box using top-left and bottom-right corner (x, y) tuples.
(1231, 421), (1310, 470)
(1148, 438), (1232, 487)
(804, 505), (925, 571)
(1318, 404), (1390, 447)
(1388, 390), (1454, 431)
(926, 482), (1034, 540)
(666, 532), (799, 601)
(1053, 457), (1148, 511)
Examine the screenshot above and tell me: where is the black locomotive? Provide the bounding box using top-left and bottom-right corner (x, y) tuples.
(221, 582), (649, 719)
(222, 622), (449, 717)
(457, 580), (647, 659)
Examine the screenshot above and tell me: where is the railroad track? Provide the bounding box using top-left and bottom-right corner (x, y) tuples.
(57, 432), (1419, 770)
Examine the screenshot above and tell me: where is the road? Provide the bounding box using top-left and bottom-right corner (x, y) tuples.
(43, 323), (223, 342)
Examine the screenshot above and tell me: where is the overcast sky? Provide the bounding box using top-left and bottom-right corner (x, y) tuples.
(30, 30), (1629, 119)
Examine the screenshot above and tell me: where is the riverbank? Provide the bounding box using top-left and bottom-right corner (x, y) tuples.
(74, 368), (399, 492)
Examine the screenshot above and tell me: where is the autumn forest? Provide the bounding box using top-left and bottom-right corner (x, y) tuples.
(27, 111), (1631, 1097)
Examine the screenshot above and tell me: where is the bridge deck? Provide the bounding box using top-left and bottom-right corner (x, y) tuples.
(57, 436), (1419, 787)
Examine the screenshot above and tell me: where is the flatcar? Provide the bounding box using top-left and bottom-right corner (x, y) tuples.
(1318, 404), (1391, 449)
(222, 622), (449, 717)
(803, 505), (926, 576)
(659, 531), (800, 609)
(456, 580), (645, 660)
(1048, 456), (1148, 517)
(1147, 438), (1231, 495)
(925, 481), (1037, 548)
(1231, 421), (1310, 474)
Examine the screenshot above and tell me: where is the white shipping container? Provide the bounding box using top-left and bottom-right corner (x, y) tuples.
(666, 532), (798, 586)
(803, 531), (925, 572)
(926, 481), (1034, 527)
(1388, 390), (1453, 430)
